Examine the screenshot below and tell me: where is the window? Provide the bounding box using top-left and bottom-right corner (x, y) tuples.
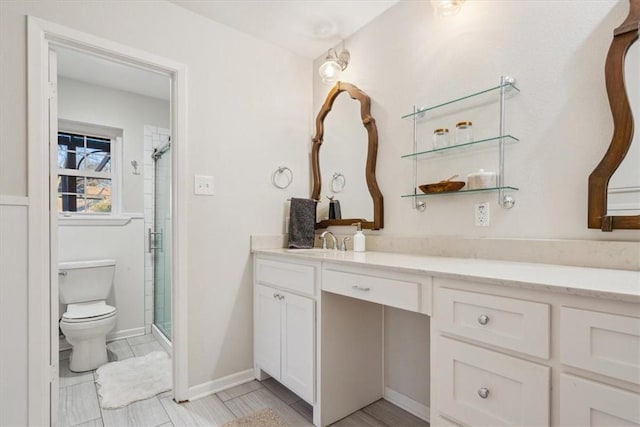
(57, 131), (114, 213)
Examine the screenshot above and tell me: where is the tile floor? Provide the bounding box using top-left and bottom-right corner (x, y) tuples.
(59, 334), (429, 427)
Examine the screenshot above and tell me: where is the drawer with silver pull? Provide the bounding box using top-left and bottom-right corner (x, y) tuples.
(255, 257), (317, 297)
(435, 336), (550, 427)
(436, 286), (550, 359)
(322, 267), (421, 312)
(561, 307), (640, 384)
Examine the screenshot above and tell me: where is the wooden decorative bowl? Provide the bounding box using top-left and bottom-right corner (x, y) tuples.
(419, 181), (466, 194)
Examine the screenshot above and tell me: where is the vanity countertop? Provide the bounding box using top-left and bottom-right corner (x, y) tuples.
(253, 248), (640, 302)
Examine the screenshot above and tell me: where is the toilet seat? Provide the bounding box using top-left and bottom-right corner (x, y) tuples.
(62, 301), (117, 323)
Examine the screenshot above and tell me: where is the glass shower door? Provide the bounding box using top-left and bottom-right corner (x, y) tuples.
(152, 142), (171, 340)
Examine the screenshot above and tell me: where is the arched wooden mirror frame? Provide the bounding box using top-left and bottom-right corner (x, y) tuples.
(589, 0), (640, 231)
(311, 82), (383, 230)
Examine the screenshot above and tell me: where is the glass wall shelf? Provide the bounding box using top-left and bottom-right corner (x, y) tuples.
(401, 81), (520, 119)
(401, 186), (519, 198)
(401, 135), (519, 159)
(404, 75), (519, 210)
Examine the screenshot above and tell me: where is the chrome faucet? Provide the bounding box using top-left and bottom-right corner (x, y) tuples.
(339, 236), (351, 252)
(320, 231), (338, 250)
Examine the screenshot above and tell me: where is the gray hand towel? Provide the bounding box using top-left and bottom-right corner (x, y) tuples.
(288, 198), (317, 249)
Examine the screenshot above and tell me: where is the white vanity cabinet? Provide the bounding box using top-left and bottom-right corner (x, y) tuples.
(253, 256), (318, 404)
(252, 248), (640, 427)
(432, 277), (640, 427)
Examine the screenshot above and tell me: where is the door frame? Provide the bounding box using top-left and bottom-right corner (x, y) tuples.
(27, 16), (190, 425)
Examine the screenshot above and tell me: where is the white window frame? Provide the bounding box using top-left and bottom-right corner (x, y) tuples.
(57, 119), (127, 225)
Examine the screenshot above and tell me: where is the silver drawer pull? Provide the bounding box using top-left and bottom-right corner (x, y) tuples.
(478, 314), (490, 325)
(58, 271), (67, 276)
(478, 387), (490, 399)
(352, 285), (371, 292)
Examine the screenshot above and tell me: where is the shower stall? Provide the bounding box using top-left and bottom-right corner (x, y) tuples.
(150, 137), (172, 341)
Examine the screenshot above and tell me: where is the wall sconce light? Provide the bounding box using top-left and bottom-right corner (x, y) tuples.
(431, 0), (465, 18)
(319, 44), (350, 84)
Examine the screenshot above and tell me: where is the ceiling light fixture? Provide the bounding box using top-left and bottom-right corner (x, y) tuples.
(430, 0), (465, 18)
(319, 44), (350, 85)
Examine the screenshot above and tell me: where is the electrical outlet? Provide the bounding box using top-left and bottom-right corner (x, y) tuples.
(475, 202), (490, 226)
(194, 175), (215, 195)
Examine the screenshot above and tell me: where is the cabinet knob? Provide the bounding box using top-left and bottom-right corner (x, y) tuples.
(478, 387), (490, 399)
(273, 293), (279, 299)
(478, 314), (490, 325)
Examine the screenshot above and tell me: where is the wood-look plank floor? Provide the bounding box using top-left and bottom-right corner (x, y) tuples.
(59, 334), (429, 427)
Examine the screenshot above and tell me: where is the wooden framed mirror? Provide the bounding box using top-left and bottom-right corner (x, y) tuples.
(589, 0), (640, 231)
(311, 82), (383, 230)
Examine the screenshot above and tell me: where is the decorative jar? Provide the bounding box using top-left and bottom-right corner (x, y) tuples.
(455, 121), (473, 145)
(432, 128), (450, 149)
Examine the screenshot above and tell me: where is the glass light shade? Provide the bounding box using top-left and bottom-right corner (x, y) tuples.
(431, 0), (464, 18)
(319, 60), (342, 84)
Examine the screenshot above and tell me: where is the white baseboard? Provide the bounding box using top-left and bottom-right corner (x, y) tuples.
(188, 369), (255, 401)
(107, 327), (146, 342)
(384, 387), (430, 422)
(59, 326), (146, 352)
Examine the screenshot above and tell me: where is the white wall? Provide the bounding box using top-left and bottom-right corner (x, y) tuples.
(0, 198), (29, 426)
(58, 77), (170, 213)
(313, 0), (639, 241)
(311, 0), (640, 410)
(0, 1), (311, 420)
(57, 78), (169, 339)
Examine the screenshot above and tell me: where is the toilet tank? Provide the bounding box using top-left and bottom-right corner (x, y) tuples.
(59, 259), (116, 304)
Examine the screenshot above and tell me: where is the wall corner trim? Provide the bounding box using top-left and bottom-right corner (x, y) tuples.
(0, 195), (29, 206)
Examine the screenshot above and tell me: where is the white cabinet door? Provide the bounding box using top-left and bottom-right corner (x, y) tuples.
(281, 291), (315, 403)
(255, 284), (282, 379)
(560, 374), (640, 426)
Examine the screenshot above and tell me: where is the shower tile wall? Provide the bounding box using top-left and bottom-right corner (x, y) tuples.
(143, 125), (170, 334)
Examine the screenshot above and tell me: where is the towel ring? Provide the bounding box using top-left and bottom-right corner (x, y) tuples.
(272, 166), (293, 189)
(331, 172), (345, 193)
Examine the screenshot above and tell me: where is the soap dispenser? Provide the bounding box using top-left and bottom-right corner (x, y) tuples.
(352, 222), (366, 252)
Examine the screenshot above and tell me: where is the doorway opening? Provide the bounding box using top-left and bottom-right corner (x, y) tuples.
(27, 16), (189, 426)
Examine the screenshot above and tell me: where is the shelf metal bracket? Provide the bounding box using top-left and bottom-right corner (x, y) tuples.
(412, 105), (426, 212)
(498, 76), (516, 209)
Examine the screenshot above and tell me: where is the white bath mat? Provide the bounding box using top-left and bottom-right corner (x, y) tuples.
(95, 351), (171, 408)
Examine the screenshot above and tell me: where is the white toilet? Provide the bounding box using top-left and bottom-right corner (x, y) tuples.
(59, 259), (118, 372)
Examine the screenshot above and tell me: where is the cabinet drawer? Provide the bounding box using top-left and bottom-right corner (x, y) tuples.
(322, 268), (420, 312)
(560, 374), (640, 426)
(561, 307), (640, 384)
(437, 287), (550, 359)
(436, 337), (550, 427)
(255, 257), (315, 296)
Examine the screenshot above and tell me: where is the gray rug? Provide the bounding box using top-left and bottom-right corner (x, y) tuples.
(222, 408), (289, 427)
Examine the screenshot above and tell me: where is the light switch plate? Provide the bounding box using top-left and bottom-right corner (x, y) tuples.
(194, 175), (215, 195)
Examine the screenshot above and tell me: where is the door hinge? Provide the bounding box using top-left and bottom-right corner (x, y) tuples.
(48, 82), (57, 100)
(49, 363), (58, 382)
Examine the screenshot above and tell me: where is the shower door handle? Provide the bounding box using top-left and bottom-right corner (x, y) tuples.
(148, 229), (163, 251)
